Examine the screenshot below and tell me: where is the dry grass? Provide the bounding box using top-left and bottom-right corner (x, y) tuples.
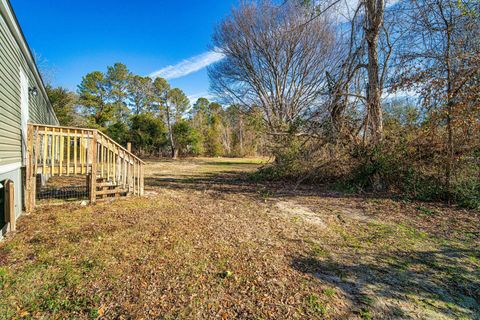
(0, 157), (478, 319)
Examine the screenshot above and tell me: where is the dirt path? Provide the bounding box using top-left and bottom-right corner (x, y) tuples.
(0, 158), (479, 319)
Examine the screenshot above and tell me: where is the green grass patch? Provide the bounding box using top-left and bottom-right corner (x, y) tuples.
(322, 288), (336, 298)
(304, 293), (327, 315)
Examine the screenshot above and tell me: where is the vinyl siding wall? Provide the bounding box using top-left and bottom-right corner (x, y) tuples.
(0, 10), (57, 167)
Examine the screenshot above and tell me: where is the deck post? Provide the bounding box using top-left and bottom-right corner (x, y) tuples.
(5, 180), (15, 232)
(89, 131), (98, 203)
(140, 163), (144, 196)
(25, 124), (35, 212)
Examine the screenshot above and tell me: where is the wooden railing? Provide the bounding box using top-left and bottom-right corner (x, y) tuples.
(25, 124), (145, 211)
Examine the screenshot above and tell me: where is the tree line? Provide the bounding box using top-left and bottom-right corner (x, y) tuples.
(46, 63), (267, 158)
(208, 0), (479, 208)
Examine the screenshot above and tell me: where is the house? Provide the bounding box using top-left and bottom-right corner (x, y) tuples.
(0, 0), (59, 238)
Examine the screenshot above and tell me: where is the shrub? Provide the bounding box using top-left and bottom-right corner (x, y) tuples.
(106, 122), (130, 146)
(172, 120), (202, 157)
(130, 113), (168, 155)
(452, 178), (480, 210)
(337, 144), (479, 210)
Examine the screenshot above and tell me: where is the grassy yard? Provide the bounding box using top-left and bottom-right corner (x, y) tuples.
(0, 157), (479, 319)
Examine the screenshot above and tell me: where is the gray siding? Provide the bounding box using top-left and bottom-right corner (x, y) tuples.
(0, 10), (57, 166)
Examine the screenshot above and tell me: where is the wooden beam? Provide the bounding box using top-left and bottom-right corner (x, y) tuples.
(123, 151), (127, 189)
(89, 131), (97, 203)
(51, 127), (55, 176)
(43, 127), (48, 175)
(59, 128), (64, 176)
(80, 130), (85, 175)
(74, 134), (77, 175)
(34, 127), (40, 176)
(5, 180), (15, 232)
(100, 137), (104, 178)
(130, 156), (133, 193)
(96, 182), (117, 187)
(140, 163), (144, 196)
(113, 147), (116, 184)
(107, 141), (110, 181)
(66, 129), (70, 175)
(132, 160), (135, 195)
(96, 188), (128, 196)
(137, 160), (140, 196)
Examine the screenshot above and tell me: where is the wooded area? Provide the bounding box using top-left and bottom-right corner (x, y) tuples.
(46, 0), (479, 209)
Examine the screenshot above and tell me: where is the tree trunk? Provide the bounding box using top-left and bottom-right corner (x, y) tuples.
(364, 0), (384, 145)
(166, 106), (176, 159)
(444, 21), (454, 201)
(445, 103), (453, 200)
(366, 40), (383, 144)
(239, 117), (244, 156)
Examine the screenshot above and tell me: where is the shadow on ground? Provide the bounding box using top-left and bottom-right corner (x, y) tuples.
(291, 244), (480, 319)
(145, 163), (360, 198)
(145, 169), (401, 203)
(145, 171), (263, 194)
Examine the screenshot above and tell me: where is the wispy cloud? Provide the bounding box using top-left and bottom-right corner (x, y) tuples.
(149, 50), (225, 80)
(187, 92), (214, 103)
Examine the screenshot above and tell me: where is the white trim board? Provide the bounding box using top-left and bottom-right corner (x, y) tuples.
(20, 69), (29, 165)
(0, 162), (22, 174)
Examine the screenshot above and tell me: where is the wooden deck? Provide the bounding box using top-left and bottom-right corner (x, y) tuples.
(25, 124), (145, 211)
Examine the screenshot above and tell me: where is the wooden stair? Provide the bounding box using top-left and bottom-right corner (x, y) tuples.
(94, 178), (128, 199)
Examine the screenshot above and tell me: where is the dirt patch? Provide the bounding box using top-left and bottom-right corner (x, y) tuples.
(275, 201), (327, 228)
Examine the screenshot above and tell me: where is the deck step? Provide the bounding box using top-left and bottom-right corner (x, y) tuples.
(96, 188), (128, 196)
(96, 182), (118, 187)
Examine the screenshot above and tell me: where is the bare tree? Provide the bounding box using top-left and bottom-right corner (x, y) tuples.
(209, 0), (338, 136)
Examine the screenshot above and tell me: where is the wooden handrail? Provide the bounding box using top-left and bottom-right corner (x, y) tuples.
(30, 124), (97, 135)
(96, 130), (145, 164)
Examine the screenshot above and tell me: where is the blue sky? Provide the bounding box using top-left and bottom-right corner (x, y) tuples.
(10, 0), (236, 101)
